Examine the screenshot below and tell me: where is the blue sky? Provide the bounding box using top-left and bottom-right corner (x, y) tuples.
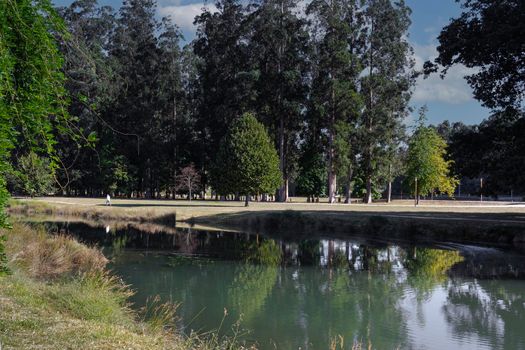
(53, 0), (491, 126)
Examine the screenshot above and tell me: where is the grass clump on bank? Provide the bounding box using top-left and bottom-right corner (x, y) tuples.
(7, 199), (175, 225)
(0, 223), (255, 349)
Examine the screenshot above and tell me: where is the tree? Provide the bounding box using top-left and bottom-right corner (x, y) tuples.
(250, 0), (310, 202)
(406, 110), (458, 204)
(360, 0), (414, 203)
(212, 113), (281, 206)
(1, 0), (71, 227)
(444, 109), (525, 196)
(1, 0), (72, 275)
(307, 0), (364, 203)
(14, 152), (55, 197)
(155, 18), (185, 199)
(425, 0), (525, 111)
(193, 0), (256, 187)
(175, 164), (201, 200)
(108, 0), (165, 198)
(56, 0), (117, 195)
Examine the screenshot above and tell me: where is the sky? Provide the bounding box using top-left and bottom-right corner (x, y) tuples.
(53, 0), (491, 126)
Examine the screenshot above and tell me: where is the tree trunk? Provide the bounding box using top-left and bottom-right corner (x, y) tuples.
(173, 95), (177, 200)
(328, 86), (336, 204)
(365, 174), (372, 204)
(365, 20), (374, 205)
(345, 165), (353, 204)
(245, 194), (249, 207)
(277, 116), (288, 202)
(328, 173), (337, 204)
(387, 181), (392, 203)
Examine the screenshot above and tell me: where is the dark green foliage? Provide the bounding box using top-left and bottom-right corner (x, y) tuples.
(0, 0), (71, 225)
(56, 0), (194, 198)
(250, 0), (310, 201)
(296, 146), (327, 198)
(443, 109), (525, 195)
(54, 0), (116, 193)
(193, 0), (255, 177)
(307, 0), (364, 203)
(212, 113), (282, 198)
(425, 0), (525, 111)
(11, 153), (55, 197)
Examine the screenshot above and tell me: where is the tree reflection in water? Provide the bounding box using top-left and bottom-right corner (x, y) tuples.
(443, 279), (525, 350)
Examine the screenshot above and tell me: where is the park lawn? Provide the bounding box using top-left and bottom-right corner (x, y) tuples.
(8, 196), (525, 225)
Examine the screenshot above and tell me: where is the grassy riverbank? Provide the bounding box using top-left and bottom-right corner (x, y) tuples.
(8, 197), (525, 247)
(0, 223), (253, 349)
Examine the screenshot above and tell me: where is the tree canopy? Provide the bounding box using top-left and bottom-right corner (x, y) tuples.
(425, 0), (525, 111)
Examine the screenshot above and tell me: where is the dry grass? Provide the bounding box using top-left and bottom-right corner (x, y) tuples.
(6, 224), (107, 279)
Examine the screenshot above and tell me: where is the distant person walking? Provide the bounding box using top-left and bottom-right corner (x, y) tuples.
(105, 194), (111, 206)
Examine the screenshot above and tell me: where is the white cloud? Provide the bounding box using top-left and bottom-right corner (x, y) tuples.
(158, 3), (218, 32)
(411, 43), (476, 105)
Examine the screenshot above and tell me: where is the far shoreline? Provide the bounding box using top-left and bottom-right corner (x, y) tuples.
(7, 197), (525, 250)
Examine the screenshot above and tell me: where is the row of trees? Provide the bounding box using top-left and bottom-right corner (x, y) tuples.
(9, 0), (417, 203)
(3, 0), (523, 203)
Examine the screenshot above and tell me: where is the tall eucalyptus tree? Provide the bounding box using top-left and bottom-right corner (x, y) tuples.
(360, 0), (414, 203)
(250, 0), (310, 201)
(307, 0), (364, 203)
(193, 0), (256, 191)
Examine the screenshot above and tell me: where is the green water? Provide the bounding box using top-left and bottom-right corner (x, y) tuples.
(44, 221), (525, 350)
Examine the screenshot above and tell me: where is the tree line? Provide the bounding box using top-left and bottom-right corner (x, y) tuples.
(5, 0), (415, 203)
(4, 0), (524, 203)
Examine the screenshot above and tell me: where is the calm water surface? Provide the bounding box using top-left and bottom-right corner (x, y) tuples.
(42, 221), (525, 350)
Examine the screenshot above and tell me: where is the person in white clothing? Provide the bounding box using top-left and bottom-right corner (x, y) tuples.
(105, 194), (111, 206)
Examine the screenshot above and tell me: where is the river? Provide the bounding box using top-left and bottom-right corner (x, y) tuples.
(38, 220), (525, 350)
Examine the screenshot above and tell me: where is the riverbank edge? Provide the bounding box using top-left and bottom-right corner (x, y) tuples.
(0, 222), (254, 350)
(8, 199), (525, 249)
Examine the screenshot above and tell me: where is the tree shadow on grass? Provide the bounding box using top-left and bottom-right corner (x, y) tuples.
(95, 203), (242, 208)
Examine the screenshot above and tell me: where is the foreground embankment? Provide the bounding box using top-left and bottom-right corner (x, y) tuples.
(0, 223), (253, 349)
(8, 197), (525, 248)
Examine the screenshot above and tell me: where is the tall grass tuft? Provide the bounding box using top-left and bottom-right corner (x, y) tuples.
(140, 295), (180, 332)
(6, 223), (107, 279)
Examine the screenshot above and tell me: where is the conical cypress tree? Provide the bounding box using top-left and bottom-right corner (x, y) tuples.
(212, 113), (282, 206)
